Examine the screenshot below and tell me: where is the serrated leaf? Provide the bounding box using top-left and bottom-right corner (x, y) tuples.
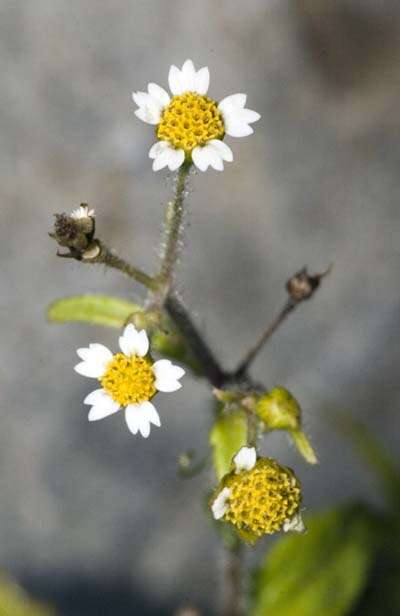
(47, 295), (141, 328)
(251, 505), (379, 616)
(210, 410), (248, 481)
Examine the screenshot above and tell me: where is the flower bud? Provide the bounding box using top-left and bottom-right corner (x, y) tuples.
(256, 387), (300, 430)
(256, 387), (318, 465)
(50, 204), (95, 258)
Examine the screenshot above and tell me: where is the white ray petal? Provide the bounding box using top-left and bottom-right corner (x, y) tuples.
(88, 397), (120, 421)
(155, 378), (182, 393)
(119, 323), (149, 357)
(152, 145), (184, 172)
(192, 144), (224, 172)
(224, 122), (254, 138)
(74, 344), (112, 378)
(208, 139), (233, 162)
(181, 59), (196, 91)
(147, 82), (170, 107)
(140, 401), (161, 427)
(194, 67), (210, 95)
(283, 512), (306, 533)
(236, 109), (261, 124)
(233, 446), (257, 472)
(149, 141), (170, 159)
(211, 487), (231, 519)
(166, 148), (185, 171)
(125, 402), (160, 438)
(218, 93), (247, 113)
(134, 107), (161, 125)
(168, 64), (185, 95)
(153, 359), (185, 381)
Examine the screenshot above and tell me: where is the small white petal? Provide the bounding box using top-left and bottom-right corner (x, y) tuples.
(147, 82), (170, 107)
(71, 205), (94, 219)
(153, 359), (185, 381)
(149, 141), (170, 159)
(132, 90), (148, 107)
(125, 402), (160, 438)
(119, 323), (149, 357)
(152, 145), (184, 172)
(168, 64), (185, 95)
(134, 107), (161, 125)
(140, 400), (161, 427)
(283, 512), (306, 534)
(218, 93), (247, 113)
(74, 343), (112, 378)
(181, 59), (196, 91)
(84, 388), (110, 405)
(166, 148), (185, 171)
(208, 139), (233, 162)
(233, 446), (257, 472)
(211, 487), (231, 520)
(194, 67), (210, 95)
(224, 122), (254, 138)
(88, 398), (120, 421)
(192, 144), (223, 172)
(236, 109), (261, 124)
(155, 378), (182, 393)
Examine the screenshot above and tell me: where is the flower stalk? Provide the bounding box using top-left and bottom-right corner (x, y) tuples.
(156, 162), (191, 298)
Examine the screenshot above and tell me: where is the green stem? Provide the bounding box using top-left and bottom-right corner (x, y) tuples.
(157, 162), (191, 295)
(96, 242), (157, 290)
(222, 541), (245, 616)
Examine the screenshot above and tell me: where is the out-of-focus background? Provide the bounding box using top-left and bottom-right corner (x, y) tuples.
(0, 1), (399, 614)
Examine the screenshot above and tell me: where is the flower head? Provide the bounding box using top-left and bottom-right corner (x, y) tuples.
(211, 446), (304, 538)
(74, 324), (185, 438)
(133, 59), (260, 172)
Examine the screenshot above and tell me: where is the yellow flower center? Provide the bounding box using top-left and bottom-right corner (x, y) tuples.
(100, 353), (156, 406)
(157, 93), (224, 154)
(221, 458), (302, 536)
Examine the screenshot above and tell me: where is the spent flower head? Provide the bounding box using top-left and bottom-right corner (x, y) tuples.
(74, 324), (185, 438)
(133, 59), (260, 172)
(211, 446), (304, 539)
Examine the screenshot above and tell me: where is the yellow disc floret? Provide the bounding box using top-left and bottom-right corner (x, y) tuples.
(100, 353), (156, 406)
(157, 93), (224, 154)
(220, 458), (301, 536)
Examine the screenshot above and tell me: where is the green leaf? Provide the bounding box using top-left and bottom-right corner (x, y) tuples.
(209, 410), (248, 481)
(47, 295), (141, 328)
(251, 505), (379, 616)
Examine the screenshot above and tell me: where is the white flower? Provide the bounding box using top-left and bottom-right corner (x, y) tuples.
(283, 512), (306, 534)
(74, 324), (185, 438)
(211, 487), (231, 520)
(233, 446), (257, 473)
(133, 59), (260, 172)
(71, 205), (95, 219)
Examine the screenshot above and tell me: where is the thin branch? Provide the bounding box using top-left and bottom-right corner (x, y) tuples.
(234, 266), (332, 378)
(97, 241), (157, 290)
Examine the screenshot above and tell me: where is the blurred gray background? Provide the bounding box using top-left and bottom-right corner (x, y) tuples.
(0, 0), (399, 614)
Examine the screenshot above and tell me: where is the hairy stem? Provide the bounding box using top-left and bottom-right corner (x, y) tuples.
(97, 242), (157, 290)
(222, 542), (245, 616)
(157, 162), (191, 296)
